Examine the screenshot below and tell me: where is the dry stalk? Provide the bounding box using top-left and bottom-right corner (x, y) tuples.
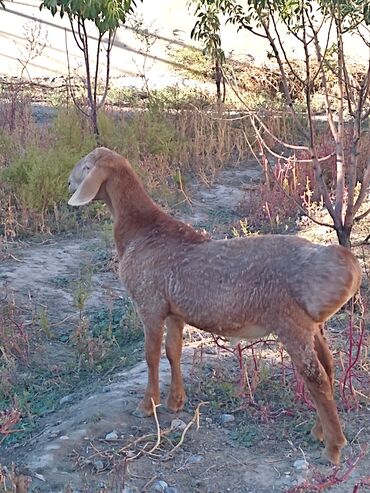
(162, 401), (208, 461)
(147, 398), (161, 455)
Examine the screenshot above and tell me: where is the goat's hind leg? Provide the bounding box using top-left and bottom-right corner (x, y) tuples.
(165, 315), (186, 412)
(279, 324), (346, 465)
(311, 324), (335, 442)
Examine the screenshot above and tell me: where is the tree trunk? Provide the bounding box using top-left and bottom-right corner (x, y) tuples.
(215, 58), (222, 102)
(336, 224), (352, 248)
(90, 104), (100, 145)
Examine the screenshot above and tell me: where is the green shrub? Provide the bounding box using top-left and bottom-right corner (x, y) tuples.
(169, 46), (212, 81)
(1, 108), (95, 213)
(51, 107), (96, 153)
(99, 106), (185, 162)
(3, 146), (74, 211)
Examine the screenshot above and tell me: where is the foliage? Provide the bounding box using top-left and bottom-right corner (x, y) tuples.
(169, 46), (212, 81)
(189, 0), (225, 63)
(188, 0), (227, 101)
(0, 94), (291, 240)
(2, 111), (94, 213)
(40, 0), (138, 34)
(40, 0), (141, 139)
(190, 0), (370, 246)
(98, 105), (184, 163)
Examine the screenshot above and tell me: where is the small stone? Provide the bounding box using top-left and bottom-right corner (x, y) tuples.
(105, 430), (118, 440)
(221, 413), (235, 424)
(59, 395), (73, 405)
(48, 430), (60, 439)
(152, 480), (168, 492)
(170, 419), (187, 431)
(187, 454), (203, 464)
(293, 459), (309, 471)
(205, 417), (212, 424)
(164, 488), (177, 493)
(93, 460), (104, 472)
(59, 436), (69, 440)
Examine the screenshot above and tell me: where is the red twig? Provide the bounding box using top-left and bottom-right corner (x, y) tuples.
(340, 299), (366, 409)
(287, 444), (369, 492)
(0, 408), (22, 436)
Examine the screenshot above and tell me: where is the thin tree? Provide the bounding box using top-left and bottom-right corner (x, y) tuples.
(189, 0), (226, 103)
(191, 0), (370, 247)
(41, 0), (140, 141)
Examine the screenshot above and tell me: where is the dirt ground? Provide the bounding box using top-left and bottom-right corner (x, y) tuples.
(1, 160), (369, 493)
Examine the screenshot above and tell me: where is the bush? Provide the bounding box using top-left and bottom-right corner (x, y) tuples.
(99, 105), (185, 162)
(2, 144), (90, 213)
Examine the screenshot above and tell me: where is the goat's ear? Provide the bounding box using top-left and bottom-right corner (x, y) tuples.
(68, 167), (107, 206)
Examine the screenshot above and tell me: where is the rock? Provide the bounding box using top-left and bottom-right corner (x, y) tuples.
(59, 394), (73, 405)
(48, 430), (60, 439)
(187, 454), (203, 464)
(170, 419), (187, 432)
(152, 480), (168, 492)
(165, 488), (178, 493)
(293, 459), (309, 471)
(221, 413), (235, 424)
(105, 430), (118, 440)
(93, 460), (104, 472)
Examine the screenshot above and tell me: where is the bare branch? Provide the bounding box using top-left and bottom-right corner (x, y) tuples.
(64, 27), (89, 117)
(301, 9), (338, 227)
(69, 14), (84, 51)
(242, 129), (335, 230)
(260, 19), (309, 140)
(93, 32), (103, 106)
(353, 162), (370, 220)
(250, 116), (334, 164)
(334, 13), (345, 220)
(97, 29), (116, 110)
(354, 207), (370, 223)
(270, 13), (305, 84)
(307, 14), (334, 87)
(310, 19), (337, 140)
(253, 115), (309, 151)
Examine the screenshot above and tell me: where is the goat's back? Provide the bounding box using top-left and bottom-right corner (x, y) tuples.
(120, 233), (361, 332)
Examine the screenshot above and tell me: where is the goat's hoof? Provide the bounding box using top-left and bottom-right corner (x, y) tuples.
(132, 399), (158, 418)
(323, 438), (347, 465)
(132, 407), (152, 418)
(167, 393), (186, 413)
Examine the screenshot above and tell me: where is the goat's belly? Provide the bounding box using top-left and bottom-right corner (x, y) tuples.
(189, 320), (270, 339)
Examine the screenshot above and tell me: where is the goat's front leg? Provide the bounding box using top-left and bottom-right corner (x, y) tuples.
(165, 315), (186, 412)
(279, 325), (346, 465)
(134, 323), (164, 417)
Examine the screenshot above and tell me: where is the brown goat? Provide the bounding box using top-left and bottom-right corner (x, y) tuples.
(68, 147), (362, 465)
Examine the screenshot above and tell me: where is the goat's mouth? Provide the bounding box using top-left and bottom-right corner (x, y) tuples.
(68, 182), (78, 194)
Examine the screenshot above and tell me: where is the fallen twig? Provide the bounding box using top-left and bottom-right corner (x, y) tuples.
(162, 401), (208, 460)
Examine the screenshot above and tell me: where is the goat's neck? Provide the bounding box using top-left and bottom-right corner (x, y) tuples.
(105, 171), (161, 257)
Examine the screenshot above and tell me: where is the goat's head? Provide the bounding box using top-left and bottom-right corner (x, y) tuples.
(68, 147), (113, 206)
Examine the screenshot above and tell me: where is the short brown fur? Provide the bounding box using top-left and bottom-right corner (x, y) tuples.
(68, 147), (362, 465)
